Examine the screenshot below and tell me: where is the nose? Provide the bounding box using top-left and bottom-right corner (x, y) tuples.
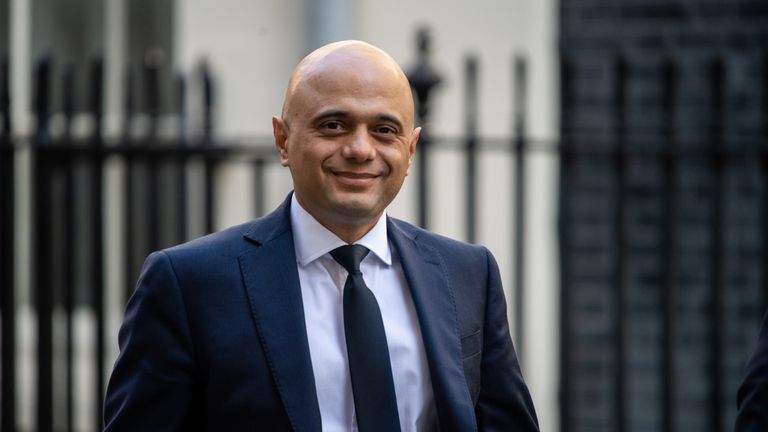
(341, 127), (376, 162)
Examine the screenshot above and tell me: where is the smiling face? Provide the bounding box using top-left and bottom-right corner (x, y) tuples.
(273, 41), (419, 243)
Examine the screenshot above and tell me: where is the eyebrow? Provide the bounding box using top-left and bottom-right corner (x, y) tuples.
(375, 114), (405, 132)
(311, 109), (405, 131)
(312, 110), (349, 124)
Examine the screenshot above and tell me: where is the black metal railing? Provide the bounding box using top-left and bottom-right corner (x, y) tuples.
(2, 38), (768, 432)
(0, 40), (538, 430)
(1, 51), (17, 432)
(558, 52), (768, 432)
(17, 54), (287, 432)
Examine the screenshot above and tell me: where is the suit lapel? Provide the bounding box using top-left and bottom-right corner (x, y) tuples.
(388, 219), (477, 432)
(238, 198), (321, 432)
(235, 203), (476, 431)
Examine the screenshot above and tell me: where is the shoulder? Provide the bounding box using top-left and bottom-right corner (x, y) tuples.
(162, 197), (291, 263)
(162, 220), (255, 261)
(387, 217), (493, 265)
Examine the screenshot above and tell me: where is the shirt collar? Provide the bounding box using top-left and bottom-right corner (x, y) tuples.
(290, 193), (392, 267)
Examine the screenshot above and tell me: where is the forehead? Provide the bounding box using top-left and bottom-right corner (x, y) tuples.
(287, 48), (414, 123)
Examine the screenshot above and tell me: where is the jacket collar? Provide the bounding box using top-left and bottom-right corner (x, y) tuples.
(388, 220), (477, 431)
(239, 194), (475, 431)
(239, 194), (322, 431)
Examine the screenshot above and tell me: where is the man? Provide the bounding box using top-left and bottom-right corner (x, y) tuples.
(104, 40), (539, 431)
(736, 310), (768, 431)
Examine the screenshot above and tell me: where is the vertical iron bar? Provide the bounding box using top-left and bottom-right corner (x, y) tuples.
(204, 156), (215, 234)
(0, 52), (16, 432)
(89, 57), (106, 431)
(176, 73), (188, 243)
(61, 64), (75, 432)
(558, 53), (573, 432)
(144, 55), (160, 250)
(406, 29), (441, 230)
(201, 60), (214, 142)
(613, 55), (628, 432)
(708, 57), (725, 432)
(0, 53), (9, 134)
(417, 131), (429, 229)
(253, 158), (266, 217)
(124, 65), (136, 301)
(34, 56), (54, 432)
(660, 58), (677, 432)
(513, 56), (528, 357)
(762, 50), (768, 323)
(201, 62), (216, 234)
(35, 147), (54, 432)
(464, 56), (478, 244)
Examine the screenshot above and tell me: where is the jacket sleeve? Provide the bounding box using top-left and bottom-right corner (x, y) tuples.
(475, 247), (540, 432)
(736, 310), (768, 432)
(104, 251), (202, 431)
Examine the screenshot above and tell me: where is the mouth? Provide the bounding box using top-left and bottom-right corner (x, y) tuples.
(332, 170), (379, 188)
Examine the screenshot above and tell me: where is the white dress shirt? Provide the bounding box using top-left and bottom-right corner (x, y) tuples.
(290, 194), (437, 431)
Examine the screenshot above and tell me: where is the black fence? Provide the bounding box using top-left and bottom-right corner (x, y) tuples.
(1, 53), (15, 431)
(559, 54), (768, 431)
(2, 53), (286, 431)
(1, 41), (768, 432)
(0, 37), (542, 430)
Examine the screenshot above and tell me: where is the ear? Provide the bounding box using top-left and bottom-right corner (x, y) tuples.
(272, 116), (290, 166)
(406, 126), (420, 175)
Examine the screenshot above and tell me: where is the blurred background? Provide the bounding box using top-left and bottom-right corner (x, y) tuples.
(1, 0), (767, 431)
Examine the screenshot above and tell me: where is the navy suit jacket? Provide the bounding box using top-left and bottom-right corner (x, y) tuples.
(736, 310), (768, 431)
(104, 195), (539, 431)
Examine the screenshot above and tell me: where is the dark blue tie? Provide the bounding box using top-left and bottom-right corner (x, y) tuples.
(330, 245), (401, 432)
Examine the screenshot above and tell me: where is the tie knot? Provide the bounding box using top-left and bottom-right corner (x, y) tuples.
(330, 244), (370, 274)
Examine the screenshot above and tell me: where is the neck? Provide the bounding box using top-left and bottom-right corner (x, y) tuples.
(327, 221), (378, 244)
(292, 194), (382, 244)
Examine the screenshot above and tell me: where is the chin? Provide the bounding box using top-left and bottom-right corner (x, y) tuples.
(332, 199), (380, 220)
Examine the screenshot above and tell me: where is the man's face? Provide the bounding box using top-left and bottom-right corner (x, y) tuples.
(273, 46), (419, 237)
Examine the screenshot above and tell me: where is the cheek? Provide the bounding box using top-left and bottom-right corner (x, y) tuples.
(381, 147), (411, 174)
(293, 149), (333, 185)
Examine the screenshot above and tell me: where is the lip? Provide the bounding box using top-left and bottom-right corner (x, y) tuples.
(332, 170), (379, 188)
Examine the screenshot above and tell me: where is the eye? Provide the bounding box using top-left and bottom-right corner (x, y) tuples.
(322, 121), (343, 130)
(317, 120), (347, 135)
(374, 125), (397, 134)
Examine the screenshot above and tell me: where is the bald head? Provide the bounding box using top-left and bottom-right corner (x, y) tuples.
(281, 40), (414, 127)
(272, 40), (420, 243)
